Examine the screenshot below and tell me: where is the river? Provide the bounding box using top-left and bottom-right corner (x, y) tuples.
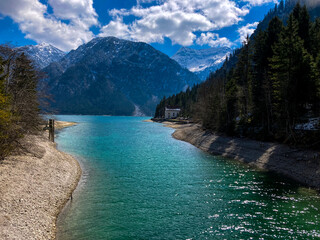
(55, 115), (320, 239)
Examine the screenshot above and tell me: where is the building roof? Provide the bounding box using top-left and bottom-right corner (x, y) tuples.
(165, 107), (181, 111)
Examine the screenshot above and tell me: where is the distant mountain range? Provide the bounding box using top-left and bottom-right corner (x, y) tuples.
(41, 37), (201, 116)
(21, 39), (231, 115)
(17, 43), (65, 69)
(172, 47), (231, 81)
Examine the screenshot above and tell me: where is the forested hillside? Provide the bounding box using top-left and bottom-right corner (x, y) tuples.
(0, 46), (41, 158)
(43, 37), (200, 116)
(155, 2), (320, 147)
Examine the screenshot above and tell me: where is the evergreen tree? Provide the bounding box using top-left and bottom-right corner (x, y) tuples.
(155, 2), (320, 146)
(279, 0), (285, 12)
(292, 3), (312, 51)
(8, 53), (40, 131)
(0, 46), (42, 158)
(225, 71), (237, 134)
(254, 17), (283, 135)
(310, 18), (320, 58)
(269, 13), (313, 139)
(233, 36), (253, 125)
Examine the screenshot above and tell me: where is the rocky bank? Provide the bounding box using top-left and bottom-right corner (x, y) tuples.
(172, 123), (320, 189)
(0, 129), (81, 239)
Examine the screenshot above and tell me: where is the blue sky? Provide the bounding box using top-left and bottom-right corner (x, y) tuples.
(0, 0), (277, 56)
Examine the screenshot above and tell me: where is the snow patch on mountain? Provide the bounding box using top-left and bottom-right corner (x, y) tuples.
(42, 37), (200, 116)
(133, 104), (146, 117)
(172, 46), (231, 81)
(18, 43), (65, 69)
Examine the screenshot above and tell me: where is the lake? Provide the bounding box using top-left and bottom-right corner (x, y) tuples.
(55, 116), (320, 239)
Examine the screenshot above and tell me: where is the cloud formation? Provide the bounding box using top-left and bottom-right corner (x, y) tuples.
(196, 33), (233, 48)
(0, 0), (98, 51)
(99, 0), (250, 46)
(0, 0), (276, 51)
(242, 0), (278, 6)
(238, 22), (259, 43)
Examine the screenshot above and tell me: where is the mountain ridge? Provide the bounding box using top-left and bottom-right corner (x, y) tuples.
(17, 43), (65, 69)
(42, 37), (201, 116)
(172, 46), (231, 81)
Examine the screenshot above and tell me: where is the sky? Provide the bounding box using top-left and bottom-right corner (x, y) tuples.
(0, 0), (278, 56)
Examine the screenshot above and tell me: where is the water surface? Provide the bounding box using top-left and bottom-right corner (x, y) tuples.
(55, 116), (320, 239)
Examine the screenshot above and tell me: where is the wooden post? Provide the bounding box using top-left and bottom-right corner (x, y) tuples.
(49, 119), (55, 142)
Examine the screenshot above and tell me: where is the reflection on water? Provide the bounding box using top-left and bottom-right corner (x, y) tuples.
(55, 116), (320, 240)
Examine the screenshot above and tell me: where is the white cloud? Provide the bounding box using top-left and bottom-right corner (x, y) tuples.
(137, 0), (164, 5)
(196, 33), (233, 48)
(0, 0), (98, 51)
(0, 0), (276, 50)
(48, 0), (98, 28)
(242, 0), (278, 6)
(99, 18), (132, 40)
(99, 0), (249, 46)
(237, 22), (259, 43)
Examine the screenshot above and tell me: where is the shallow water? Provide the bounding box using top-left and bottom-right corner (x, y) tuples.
(55, 116), (320, 240)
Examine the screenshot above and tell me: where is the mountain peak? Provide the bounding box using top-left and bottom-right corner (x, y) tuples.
(172, 46), (231, 80)
(38, 42), (51, 47)
(18, 43), (65, 69)
(42, 37), (200, 116)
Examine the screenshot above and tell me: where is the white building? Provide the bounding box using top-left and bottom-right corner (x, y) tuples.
(165, 107), (181, 119)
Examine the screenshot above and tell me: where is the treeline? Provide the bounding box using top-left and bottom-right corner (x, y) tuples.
(155, 2), (320, 146)
(253, 0), (316, 36)
(0, 45), (41, 158)
(154, 84), (199, 118)
(197, 3), (320, 143)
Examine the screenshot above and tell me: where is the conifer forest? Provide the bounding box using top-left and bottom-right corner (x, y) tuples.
(155, 2), (320, 147)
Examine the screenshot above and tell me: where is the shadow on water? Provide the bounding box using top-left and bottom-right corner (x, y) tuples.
(205, 132), (320, 190)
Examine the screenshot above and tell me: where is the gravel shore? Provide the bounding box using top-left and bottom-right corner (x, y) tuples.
(0, 130), (81, 239)
(171, 123), (320, 190)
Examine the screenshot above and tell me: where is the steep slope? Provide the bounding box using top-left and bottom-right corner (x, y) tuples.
(172, 47), (231, 81)
(18, 43), (65, 69)
(254, 0), (320, 37)
(43, 37), (200, 116)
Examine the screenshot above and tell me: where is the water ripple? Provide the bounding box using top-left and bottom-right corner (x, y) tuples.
(55, 116), (320, 240)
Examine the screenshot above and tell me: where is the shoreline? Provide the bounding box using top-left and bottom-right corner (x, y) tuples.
(159, 121), (320, 190)
(55, 121), (77, 130)
(0, 122), (81, 240)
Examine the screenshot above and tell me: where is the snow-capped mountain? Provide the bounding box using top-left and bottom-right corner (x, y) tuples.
(18, 43), (65, 69)
(42, 37), (200, 116)
(172, 47), (231, 80)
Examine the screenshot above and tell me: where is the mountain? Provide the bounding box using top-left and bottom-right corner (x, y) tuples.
(42, 37), (200, 116)
(172, 47), (231, 81)
(18, 43), (65, 69)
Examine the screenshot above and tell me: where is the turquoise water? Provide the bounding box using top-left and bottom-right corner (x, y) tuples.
(55, 116), (320, 240)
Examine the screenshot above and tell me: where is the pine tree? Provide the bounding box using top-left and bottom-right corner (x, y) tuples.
(310, 18), (320, 58)
(252, 30), (268, 132)
(279, 0), (285, 12)
(7, 53), (40, 132)
(225, 72), (237, 134)
(262, 17), (284, 134)
(233, 36), (253, 125)
(269, 12), (313, 140)
(293, 4), (312, 51)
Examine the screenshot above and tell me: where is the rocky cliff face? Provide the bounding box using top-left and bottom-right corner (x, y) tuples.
(172, 46), (231, 81)
(42, 37), (200, 116)
(18, 43), (65, 69)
